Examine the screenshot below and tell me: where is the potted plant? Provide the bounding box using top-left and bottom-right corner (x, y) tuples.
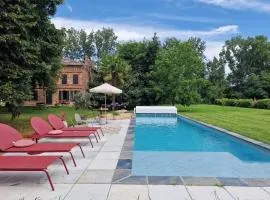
(99, 114), (106, 125)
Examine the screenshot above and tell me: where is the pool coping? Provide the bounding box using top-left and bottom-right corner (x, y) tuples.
(112, 115), (270, 187)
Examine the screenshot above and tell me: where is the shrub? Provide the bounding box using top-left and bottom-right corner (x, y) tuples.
(215, 98), (270, 109)
(36, 103), (46, 110)
(215, 98), (228, 106)
(236, 99), (253, 108)
(254, 99), (270, 109)
(224, 99), (238, 106)
(73, 92), (98, 110)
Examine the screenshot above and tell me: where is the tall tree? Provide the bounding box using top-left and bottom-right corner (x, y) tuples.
(188, 37), (206, 59)
(118, 34), (161, 107)
(63, 28), (95, 60)
(155, 38), (205, 105)
(99, 55), (130, 107)
(0, 0), (64, 118)
(221, 36), (270, 99)
(94, 28), (118, 63)
(204, 57), (227, 103)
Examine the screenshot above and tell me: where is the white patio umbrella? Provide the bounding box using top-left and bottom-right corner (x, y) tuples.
(89, 83), (122, 121)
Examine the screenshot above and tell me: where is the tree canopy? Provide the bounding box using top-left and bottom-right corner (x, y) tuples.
(221, 36), (270, 99)
(0, 0), (64, 118)
(2, 1), (270, 115)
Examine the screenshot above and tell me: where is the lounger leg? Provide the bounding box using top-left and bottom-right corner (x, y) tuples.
(88, 137), (94, 148)
(99, 128), (104, 136)
(69, 152), (77, 167)
(96, 131), (101, 140)
(94, 133), (99, 143)
(59, 157), (69, 174)
(78, 144), (85, 158)
(43, 170), (55, 191)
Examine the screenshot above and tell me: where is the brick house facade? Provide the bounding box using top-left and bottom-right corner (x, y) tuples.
(24, 56), (95, 106)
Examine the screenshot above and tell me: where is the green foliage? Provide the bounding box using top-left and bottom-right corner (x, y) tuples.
(0, 0), (64, 119)
(94, 28), (118, 61)
(73, 92), (98, 110)
(118, 34), (161, 108)
(63, 27), (117, 63)
(99, 55), (131, 106)
(63, 28), (95, 60)
(0, 106), (98, 136)
(254, 99), (270, 109)
(203, 57), (227, 103)
(155, 38), (204, 106)
(100, 55), (131, 86)
(215, 98), (270, 109)
(221, 35), (270, 99)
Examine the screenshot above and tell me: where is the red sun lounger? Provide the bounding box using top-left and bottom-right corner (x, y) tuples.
(48, 114), (104, 137)
(0, 123), (85, 167)
(0, 156), (68, 191)
(31, 117), (98, 148)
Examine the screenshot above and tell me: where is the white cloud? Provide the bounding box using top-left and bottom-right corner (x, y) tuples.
(205, 41), (224, 60)
(196, 0), (270, 13)
(52, 17), (238, 60)
(52, 17), (238, 41)
(146, 13), (224, 23)
(65, 2), (73, 12)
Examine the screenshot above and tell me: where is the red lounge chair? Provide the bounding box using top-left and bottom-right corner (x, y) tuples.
(48, 114), (104, 137)
(31, 117), (98, 148)
(0, 156), (68, 191)
(0, 123), (85, 167)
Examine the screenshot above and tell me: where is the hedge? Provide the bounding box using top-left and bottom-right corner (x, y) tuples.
(215, 98), (270, 109)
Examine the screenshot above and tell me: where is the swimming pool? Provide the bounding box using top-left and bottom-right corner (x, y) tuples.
(132, 115), (270, 178)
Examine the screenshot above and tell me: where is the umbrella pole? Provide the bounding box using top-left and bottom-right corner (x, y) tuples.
(105, 94), (107, 124)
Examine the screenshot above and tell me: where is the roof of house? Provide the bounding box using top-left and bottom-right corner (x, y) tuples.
(62, 58), (84, 66)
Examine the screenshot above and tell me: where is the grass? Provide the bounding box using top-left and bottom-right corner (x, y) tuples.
(0, 106), (98, 136)
(177, 104), (270, 145)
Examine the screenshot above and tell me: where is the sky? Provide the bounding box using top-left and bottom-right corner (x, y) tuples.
(52, 0), (270, 60)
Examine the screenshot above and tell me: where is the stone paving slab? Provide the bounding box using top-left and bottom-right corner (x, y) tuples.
(116, 159), (132, 169)
(218, 177), (248, 187)
(242, 178), (270, 187)
(88, 159), (118, 170)
(112, 169), (131, 183)
(107, 185), (149, 200)
(115, 176), (148, 185)
(78, 170), (114, 184)
(148, 176), (183, 185)
(66, 184), (111, 200)
(182, 177), (221, 186)
(226, 186), (270, 200)
(187, 186), (234, 200)
(148, 185), (191, 200)
(119, 151), (133, 159)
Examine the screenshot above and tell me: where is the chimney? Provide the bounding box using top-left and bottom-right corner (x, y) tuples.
(84, 55), (90, 65)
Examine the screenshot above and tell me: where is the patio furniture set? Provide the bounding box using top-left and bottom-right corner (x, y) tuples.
(0, 114), (104, 191)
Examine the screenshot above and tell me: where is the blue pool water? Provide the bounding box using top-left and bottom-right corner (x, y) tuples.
(132, 115), (270, 178)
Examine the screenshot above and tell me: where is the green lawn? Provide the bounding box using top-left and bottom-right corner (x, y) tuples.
(0, 106), (98, 136)
(178, 104), (270, 145)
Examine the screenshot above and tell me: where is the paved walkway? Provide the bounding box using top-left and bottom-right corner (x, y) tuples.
(1, 119), (270, 200)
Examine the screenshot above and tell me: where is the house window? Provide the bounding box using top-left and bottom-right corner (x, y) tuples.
(32, 90), (38, 101)
(73, 74), (79, 84)
(62, 74), (67, 84)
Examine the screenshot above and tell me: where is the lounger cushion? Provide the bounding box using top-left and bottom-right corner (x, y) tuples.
(48, 130), (63, 135)
(13, 139), (35, 147)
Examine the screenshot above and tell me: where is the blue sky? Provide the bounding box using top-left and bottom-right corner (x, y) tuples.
(53, 0), (270, 60)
